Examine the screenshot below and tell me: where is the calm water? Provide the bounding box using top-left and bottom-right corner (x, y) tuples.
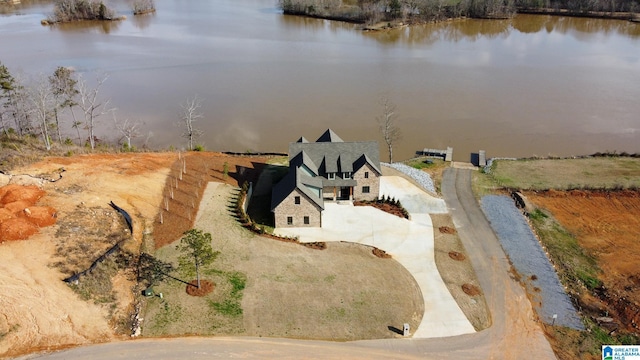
(1, 0), (639, 161)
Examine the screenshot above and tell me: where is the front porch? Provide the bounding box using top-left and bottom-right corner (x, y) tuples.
(322, 186), (353, 201)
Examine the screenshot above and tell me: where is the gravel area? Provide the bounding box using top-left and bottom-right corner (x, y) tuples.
(383, 163), (436, 193)
(480, 195), (584, 330)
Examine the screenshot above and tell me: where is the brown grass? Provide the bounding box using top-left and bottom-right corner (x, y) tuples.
(432, 213), (490, 331)
(488, 157), (640, 190)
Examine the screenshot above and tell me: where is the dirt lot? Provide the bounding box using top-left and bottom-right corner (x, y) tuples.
(526, 190), (640, 333)
(0, 152), (270, 358)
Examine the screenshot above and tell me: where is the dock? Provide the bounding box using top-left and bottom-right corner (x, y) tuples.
(416, 147), (453, 162)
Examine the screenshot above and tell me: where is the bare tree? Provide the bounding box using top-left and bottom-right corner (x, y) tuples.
(179, 95), (203, 151)
(77, 72), (113, 149)
(49, 66), (79, 144)
(0, 112), (7, 137)
(28, 74), (56, 150)
(113, 112), (142, 150)
(377, 97), (402, 163)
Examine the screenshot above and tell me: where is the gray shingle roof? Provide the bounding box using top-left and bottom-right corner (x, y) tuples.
(289, 140), (380, 176)
(272, 129), (380, 212)
(271, 167), (324, 211)
(316, 129), (343, 143)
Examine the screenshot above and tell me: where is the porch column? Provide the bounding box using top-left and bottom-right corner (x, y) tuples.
(349, 186), (353, 201)
(333, 187), (336, 201)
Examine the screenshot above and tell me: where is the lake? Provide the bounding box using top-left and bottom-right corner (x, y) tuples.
(1, 0), (639, 161)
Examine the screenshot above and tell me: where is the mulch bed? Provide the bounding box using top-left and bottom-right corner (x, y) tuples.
(185, 280), (214, 296)
(448, 251), (466, 261)
(372, 247), (392, 259)
(354, 201), (408, 219)
(439, 226), (457, 234)
(302, 242), (327, 250)
(462, 283), (481, 296)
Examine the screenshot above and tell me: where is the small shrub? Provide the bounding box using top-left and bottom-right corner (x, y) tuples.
(48, 0), (118, 23)
(132, 0), (155, 15)
(193, 144), (204, 152)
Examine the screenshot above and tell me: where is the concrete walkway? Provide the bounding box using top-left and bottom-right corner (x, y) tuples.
(275, 176), (475, 338)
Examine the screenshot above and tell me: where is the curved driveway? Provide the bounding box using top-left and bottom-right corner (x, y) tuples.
(276, 176), (474, 338)
(27, 169), (556, 359)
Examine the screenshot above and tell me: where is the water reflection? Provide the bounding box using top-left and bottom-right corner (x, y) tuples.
(130, 12), (154, 30)
(541, 15), (640, 39)
(279, 13), (357, 33)
(365, 14), (639, 44)
(50, 19), (122, 34)
(0, 0), (50, 16)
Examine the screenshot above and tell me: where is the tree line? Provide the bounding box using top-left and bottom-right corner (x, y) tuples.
(0, 61), (204, 152)
(43, 0), (155, 24)
(278, 0), (638, 25)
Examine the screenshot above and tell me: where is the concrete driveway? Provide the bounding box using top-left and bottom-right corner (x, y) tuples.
(275, 176), (475, 338)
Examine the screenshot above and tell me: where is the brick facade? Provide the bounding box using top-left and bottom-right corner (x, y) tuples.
(273, 188), (322, 228)
(352, 163), (380, 201)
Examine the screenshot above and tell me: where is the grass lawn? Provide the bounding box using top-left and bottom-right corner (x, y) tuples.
(142, 182), (424, 340)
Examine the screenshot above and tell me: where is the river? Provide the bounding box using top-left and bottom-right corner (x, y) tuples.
(1, 0), (639, 161)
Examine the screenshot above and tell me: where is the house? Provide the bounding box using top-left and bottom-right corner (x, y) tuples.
(271, 129), (381, 228)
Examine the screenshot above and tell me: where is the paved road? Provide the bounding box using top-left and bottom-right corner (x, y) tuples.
(26, 169), (556, 359)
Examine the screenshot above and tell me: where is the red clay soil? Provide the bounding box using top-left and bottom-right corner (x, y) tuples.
(185, 280), (214, 296)
(0, 184), (44, 204)
(526, 189), (640, 333)
(153, 153), (271, 249)
(0, 184), (57, 242)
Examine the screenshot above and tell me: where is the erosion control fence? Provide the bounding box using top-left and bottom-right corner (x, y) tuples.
(63, 201), (133, 283)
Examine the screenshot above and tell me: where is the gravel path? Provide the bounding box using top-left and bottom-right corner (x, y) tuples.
(480, 195), (584, 330)
(382, 163), (436, 193)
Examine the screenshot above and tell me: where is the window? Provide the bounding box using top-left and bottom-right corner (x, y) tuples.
(343, 172), (351, 179)
(294, 196), (300, 204)
(362, 186), (370, 193)
(304, 216), (310, 225)
(364, 171), (369, 179)
(287, 216), (293, 225)
(328, 173), (335, 180)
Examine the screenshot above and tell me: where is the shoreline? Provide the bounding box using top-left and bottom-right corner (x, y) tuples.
(283, 8), (640, 32)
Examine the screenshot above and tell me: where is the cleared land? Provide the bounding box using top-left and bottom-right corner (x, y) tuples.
(526, 191), (640, 331)
(488, 157), (640, 190)
(479, 157), (640, 360)
(0, 152), (271, 358)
